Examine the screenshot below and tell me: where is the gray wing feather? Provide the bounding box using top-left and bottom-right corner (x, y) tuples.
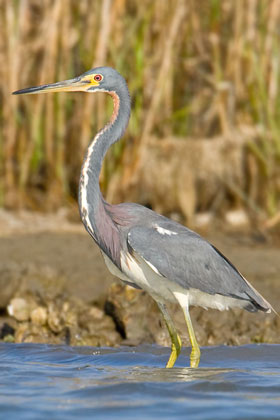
(127, 223), (267, 308)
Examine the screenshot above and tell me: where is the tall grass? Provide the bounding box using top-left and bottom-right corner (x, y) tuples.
(0, 0), (279, 216)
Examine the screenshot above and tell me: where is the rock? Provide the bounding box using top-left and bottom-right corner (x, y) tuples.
(14, 322), (60, 344)
(88, 306), (104, 320)
(7, 298), (30, 321)
(3, 335), (15, 343)
(14, 322), (30, 342)
(105, 283), (164, 345)
(47, 303), (64, 333)
(0, 263), (22, 308)
(62, 301), (78, 327)
(30, 307), (48, 326)
(78, 303), (122, 347)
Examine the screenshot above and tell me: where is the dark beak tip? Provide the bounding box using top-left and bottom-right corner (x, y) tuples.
(12, 89), (29, 95)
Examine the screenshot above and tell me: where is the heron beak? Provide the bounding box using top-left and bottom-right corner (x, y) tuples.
(12, 75), (99, 95)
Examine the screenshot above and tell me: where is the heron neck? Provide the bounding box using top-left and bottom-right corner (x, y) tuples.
(78, 87), (130, 238)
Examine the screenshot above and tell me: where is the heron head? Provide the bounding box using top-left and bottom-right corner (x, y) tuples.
(12, 67), (126, 96)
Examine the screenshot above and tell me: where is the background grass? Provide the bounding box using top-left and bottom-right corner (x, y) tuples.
(0, 0), (279, 220)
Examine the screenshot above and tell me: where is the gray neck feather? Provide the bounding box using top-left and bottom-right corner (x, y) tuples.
(78, 82), (130, 253)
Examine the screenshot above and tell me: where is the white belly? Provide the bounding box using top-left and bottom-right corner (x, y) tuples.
(101, 251), (132, 282)
(120, 251), (181, 303)
(119, 251), (248, 311)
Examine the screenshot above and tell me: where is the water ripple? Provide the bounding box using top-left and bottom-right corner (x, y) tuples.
(0, 343), (279, 419)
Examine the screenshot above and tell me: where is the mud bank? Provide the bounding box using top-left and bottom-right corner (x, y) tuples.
(0, 212), (279, 348)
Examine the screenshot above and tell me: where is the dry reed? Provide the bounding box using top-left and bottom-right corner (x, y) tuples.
(0, 0), (279, 218)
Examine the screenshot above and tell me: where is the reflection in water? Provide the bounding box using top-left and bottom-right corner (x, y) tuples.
(0, 343), (279, 419)
(127, 366), (238, 383)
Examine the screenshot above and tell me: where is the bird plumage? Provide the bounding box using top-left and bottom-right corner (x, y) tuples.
(13, 66), (273, 368)
(99, 202), (272, 313)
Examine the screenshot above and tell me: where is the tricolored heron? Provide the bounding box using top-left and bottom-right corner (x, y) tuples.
(13, 67), (273, 368)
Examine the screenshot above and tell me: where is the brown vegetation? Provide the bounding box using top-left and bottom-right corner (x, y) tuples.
(0, 0), (279, 221)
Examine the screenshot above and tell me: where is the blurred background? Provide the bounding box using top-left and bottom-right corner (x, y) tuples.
(0, 0), (279, 347)
(1, 0), (280, 228)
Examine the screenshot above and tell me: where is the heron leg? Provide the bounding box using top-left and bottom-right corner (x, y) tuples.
(182, 306), (200, 368)
(157, 302), (182, 368)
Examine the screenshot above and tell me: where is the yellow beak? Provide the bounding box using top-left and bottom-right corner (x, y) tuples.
(12, 75), (99, 95)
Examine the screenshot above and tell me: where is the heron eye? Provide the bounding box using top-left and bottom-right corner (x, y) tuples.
(94, 74), (102, 82)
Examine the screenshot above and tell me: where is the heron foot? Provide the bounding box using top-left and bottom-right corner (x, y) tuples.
(156, 301), (182, 368)
(166, 335), (182, 368)
(190, 346), (201, 368)
(181, 305), (201, 368)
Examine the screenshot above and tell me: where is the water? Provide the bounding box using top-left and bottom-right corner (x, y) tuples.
(0, 343), (279, 419)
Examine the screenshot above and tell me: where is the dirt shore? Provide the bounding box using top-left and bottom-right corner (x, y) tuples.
(0, 210), (279, 348)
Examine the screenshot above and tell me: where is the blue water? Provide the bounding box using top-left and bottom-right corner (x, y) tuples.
(0, 343), (279, 419)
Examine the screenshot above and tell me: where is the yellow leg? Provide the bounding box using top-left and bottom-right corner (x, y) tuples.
(157, 302), (182, 368)
(182, 306), (200, 368)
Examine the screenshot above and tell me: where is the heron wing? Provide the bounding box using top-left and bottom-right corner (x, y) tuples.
(127, 222), (267, 308)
